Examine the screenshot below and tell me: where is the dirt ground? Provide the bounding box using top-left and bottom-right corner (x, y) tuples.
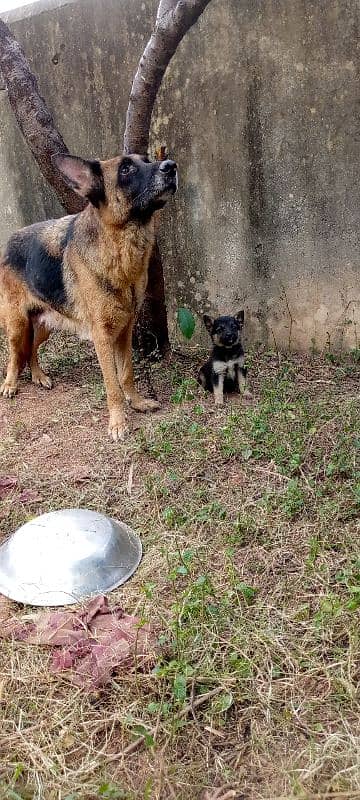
(0, 333), (359, 800)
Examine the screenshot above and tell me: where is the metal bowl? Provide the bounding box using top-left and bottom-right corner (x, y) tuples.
(0, 508), (142, 606)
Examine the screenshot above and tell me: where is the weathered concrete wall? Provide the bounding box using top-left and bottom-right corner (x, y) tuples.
(0, 0), (359, 350)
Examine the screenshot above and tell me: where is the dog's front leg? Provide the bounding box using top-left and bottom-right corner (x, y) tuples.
(115, 321), (160, 413)
(213, 371), (225, 406)
(238, 366), (252, 399)
(92, 329), (128, 440)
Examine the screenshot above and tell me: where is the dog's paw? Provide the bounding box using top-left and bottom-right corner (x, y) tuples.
(31, 369), (53, 390)
(0, 379), (18, 399)
(108, 422), (129, 442)
(108, 411), (129, 442)
(214, 396), (224, 406)
(129, 394), (160, 413)
(241, 388), (253, 399)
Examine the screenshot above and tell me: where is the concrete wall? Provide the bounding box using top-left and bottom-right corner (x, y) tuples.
(0, 0), (359, 350)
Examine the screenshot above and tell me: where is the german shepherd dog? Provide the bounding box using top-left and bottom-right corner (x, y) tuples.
(198, 312), (251, 405)
(0, 154), (177, 440)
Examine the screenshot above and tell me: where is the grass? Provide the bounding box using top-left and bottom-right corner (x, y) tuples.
(0, 334), (359, 800)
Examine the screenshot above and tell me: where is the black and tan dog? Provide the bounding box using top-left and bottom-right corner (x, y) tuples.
(0, 153), (177, 440)
(198, 311), (251, 405)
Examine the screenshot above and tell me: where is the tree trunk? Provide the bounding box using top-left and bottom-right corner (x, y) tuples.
(124, 0), (212, 155)
(124, 0), (212, 356)
(0, 19), (85, 215)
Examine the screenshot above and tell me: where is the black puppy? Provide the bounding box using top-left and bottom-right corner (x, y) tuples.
(198, 311), (250, 405)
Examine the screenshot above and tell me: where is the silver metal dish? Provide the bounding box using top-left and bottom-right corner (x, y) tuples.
(0, 508), (142, 606)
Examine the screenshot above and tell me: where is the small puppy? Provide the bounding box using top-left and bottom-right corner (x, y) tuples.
(198, 311), (250, 405)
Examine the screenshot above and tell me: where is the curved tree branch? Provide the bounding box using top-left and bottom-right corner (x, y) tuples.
(124, 0), (212, 154)
(0, 18), (85, 214)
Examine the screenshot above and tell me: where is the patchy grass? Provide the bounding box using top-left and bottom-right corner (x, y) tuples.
(0, 334), (359, 800)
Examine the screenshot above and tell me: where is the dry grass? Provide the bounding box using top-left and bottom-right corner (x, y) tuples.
(0, 333), (359, 800)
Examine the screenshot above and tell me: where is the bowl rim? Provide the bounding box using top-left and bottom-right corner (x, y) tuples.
(0, 509), (142, 607)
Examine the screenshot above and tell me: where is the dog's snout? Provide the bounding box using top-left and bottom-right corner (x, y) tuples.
(159, 159), (177, 175)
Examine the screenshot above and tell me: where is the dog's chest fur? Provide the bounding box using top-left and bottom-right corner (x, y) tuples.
(212, 344), (245, 377)
(30, 214), (155, 340)
(85, 222), (154, 314)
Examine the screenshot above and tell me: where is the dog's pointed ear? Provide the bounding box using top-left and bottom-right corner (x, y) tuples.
(203, 314), (214, 333)
(236, 310), (245, 327)
(52, 155), (105, 206)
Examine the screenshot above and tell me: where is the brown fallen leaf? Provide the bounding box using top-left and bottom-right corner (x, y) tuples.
(202, 788), (242, 800)
(18, 489), (43, 504)
(0, 476), (17, 499)
(155, 145), (167, 161)
(67, 466), (93, 484)
(228, 469), (246, 487)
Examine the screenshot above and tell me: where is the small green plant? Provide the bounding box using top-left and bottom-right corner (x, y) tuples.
(173, 673), (187, 703)
(227, 652), (252, 677)
(336, 560), (360, 611)
(97, 782), (128, 798)
(4, 790), (28, 800)
(171, 377), (197, 404)
(194, 501), (226, 523)
(146, 700), (171, 718)
(212, 690), (234, 714)
(306, 536), (321, 568)
(279, 479), (305, 518)
(234, 581), (257, 604)
(162, 506), (188, 528)
(314, 594), (344, 626)
(233, 512), (257, 544)
(129, 724), (155, 748)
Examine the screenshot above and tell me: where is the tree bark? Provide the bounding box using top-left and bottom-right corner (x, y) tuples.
(124, 0), (212, 155)
(124, 0), (212, 356)
(0, 18), (85, 214)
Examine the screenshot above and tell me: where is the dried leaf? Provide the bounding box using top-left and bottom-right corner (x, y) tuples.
(18, 489), (43, 504)
(67, 467), (92, 484)
(0, 476), (17, 499)
(155, 145), (167, 161)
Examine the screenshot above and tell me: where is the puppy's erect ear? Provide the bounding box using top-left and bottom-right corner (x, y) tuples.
(52, 155), (105, 207)
(235, 310), (245, 328)
(203, 315), (214, 334)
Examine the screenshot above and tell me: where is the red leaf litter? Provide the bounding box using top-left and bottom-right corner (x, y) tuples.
(0, 595), (155, 690)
